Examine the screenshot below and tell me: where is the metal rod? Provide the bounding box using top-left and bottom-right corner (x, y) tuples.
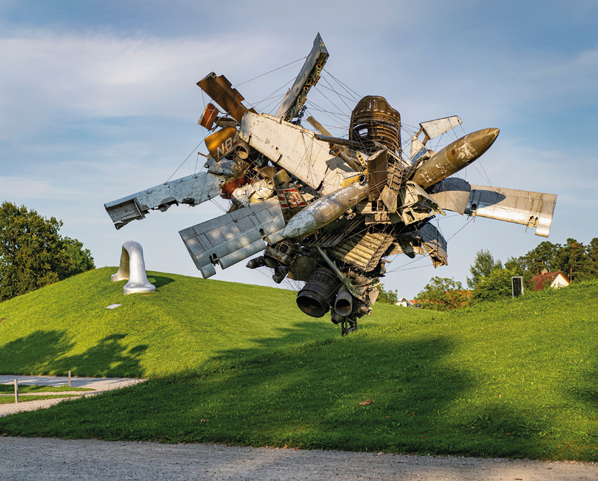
(14, 379), (18, 404)
(315, 134), (364, 150)
(336, 150), (362, 172)
(308, 121), (363, 172)
(68, 371), (71, 387)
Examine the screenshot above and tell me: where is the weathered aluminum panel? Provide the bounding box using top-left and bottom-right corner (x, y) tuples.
(467, 185), (557, 237)
(105, 172), (226, 230)
(429, 177), (471, 215)
(276, 33), (329, 121)
(380, 185), (398, 213)
(319, 158), (358, 196)
(389, 223), (447, 267)
(179, 197), (285, 278)
(387, 236), (426, 258)
(409, 135), (426, 162)
(240, 112), (354, 194)
(419, 116), (462, 141)
(197, 73), (256, 124)
(397, 181), (445, 225)
(417, 223), (448, 267)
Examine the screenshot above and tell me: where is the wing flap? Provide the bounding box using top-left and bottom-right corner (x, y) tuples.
(179, 197), (285, 278)
(467, 185), (557, 237)
(105, 172), (226, 229)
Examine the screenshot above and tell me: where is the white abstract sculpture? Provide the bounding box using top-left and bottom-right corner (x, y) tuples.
(111, 240), (156, 295)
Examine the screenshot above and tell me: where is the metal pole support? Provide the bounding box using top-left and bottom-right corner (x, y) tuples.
(68, 371), (71, 387)
(14, 379), (18, 404)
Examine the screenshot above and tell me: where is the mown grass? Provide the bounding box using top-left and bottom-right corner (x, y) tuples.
(0, 385), (93, 393)
(0, 394), (80, 405)
(1, 267), (411, 377)
(0, 276), (595, 461)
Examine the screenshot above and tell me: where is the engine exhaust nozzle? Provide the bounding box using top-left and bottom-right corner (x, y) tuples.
(296, 268), (342, 318)
(334, 285), (353, 317)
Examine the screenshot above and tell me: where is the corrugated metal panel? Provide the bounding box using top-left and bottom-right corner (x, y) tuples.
(328, 231), (394, 272)
(179, 198), (285, 278)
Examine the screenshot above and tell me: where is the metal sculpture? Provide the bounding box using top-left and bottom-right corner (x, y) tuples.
(112, 241), (156, 295)
(105, 34), (557, 334)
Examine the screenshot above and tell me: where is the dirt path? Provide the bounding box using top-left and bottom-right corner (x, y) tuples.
(0, 437), (595, 480)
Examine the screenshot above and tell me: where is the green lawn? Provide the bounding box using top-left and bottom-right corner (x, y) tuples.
(0, 394), (80, 405)
(0, 385), (93, 393)
(0, 273), (595, 461)
(1, 267), (408, 377)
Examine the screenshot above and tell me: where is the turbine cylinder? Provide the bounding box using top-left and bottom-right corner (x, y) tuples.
(350, 96), (401, 154)
(296, 268), (342, 318)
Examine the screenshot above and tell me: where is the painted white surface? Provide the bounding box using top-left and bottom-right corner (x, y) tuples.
(551, 274), (570, 289)
(111, 240), (156, 295)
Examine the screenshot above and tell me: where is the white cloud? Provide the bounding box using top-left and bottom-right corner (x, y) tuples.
(0, 176), (55, 200)
(0, 31), (274, 140)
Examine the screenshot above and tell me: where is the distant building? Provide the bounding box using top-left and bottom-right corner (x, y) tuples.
(396, 297), (414, 307)
(531, 270), (570, 291)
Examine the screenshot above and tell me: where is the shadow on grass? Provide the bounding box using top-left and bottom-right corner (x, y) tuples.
(563, 358), (597, 411)
(146, 275), (175, 289)
(0, 327), (475, 453)
(0, 322), (593, 460)
(212, 320), (338, 360)
(0, 330), (148, 377)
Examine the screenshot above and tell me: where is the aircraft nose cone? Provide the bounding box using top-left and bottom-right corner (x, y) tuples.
(487, 127), (500, 142)
(467, 128), (500, 155)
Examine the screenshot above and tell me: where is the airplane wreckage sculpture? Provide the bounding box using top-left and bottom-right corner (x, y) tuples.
(105, 34), (557, 335)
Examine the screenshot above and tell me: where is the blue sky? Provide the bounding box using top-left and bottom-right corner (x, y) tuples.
(1, 0), (597, 299)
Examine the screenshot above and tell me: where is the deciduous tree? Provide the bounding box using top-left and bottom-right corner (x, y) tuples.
(470, 267), (519, 304)
(0, 202), (94, 301)
(377, 283), (398, 305)
(467, 249), (502, 289)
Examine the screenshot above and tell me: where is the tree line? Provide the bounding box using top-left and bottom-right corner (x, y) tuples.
(414, 238), (598, 311)
(0, 202), (95, 302)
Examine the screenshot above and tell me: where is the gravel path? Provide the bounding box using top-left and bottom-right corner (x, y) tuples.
(0, 437), (595, 480)
(0, 375), (145, 417)
(1, 376), (594, 479)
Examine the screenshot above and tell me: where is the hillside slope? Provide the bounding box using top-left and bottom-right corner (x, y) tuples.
(0, 267), (427, 377)
(1, 277), (596, 460)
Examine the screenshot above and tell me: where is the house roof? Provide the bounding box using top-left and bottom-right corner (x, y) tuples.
(531, 271), (570, 291)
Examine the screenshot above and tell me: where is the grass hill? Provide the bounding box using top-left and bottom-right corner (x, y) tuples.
(0, 267), (425, 377)
(0, 268), (595, 461)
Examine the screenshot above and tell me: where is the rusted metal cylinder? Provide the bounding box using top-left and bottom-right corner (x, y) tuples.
(411, 128), (500, 189)
(296, 268), (342, 318)
(350, 96), (401, 154)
